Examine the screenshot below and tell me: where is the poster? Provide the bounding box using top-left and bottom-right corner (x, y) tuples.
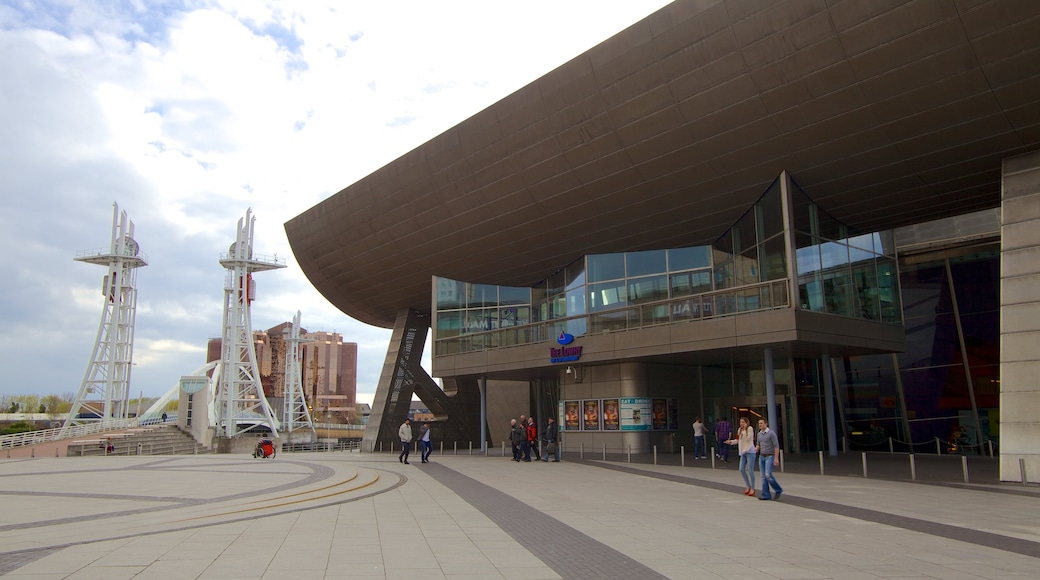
(602, 398), (620, 431)
(652, 398), (668, 430)
(583, 399), (601, 431)
(564, 401), (581, 431)
(620, 397), (651, 431)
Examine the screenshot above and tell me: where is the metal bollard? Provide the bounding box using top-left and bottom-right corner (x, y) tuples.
(1021, 458), (1028, 486)
(628, 445), (631, 463)
(454, 441), (458, 455)
(935, 437), (941, 455)
(681, 445), (685, 467)
(909, 454), (916, 481)
(962, 456), (969, 484)
(580, 442), (584, 461)
(602, 443), (606, 461)
(502, 441), (505, 457)
(653, 445), (657, 465)
(819, 450), (825, 475)
(710, 447), (716, 468)
(862, 452), (868, 478)
(988, 440), (994, 457)
(441, 441), (444, 455)
(780, 450), (784, 472)
(469, 441), (472, 455)
(889, 437), (894, 454)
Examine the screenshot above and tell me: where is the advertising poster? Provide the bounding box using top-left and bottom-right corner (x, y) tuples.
(564, 401), (581, 431)
(602, 398), (620, 431)
(652, 398), (668, 430)
(583, 399), (601, 431)
(620, 397), (651, 431)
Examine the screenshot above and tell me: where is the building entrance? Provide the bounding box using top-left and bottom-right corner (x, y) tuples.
(714, 399), (786, 454)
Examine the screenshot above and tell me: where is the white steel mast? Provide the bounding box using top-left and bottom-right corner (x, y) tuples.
(282, 310), (317, 442)
(215, 209), (285, 438)
(63, 203), (147, 433)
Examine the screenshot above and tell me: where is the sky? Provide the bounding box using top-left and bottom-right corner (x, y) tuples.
(0, 0), (672, 407)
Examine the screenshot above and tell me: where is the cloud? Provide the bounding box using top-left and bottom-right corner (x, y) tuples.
(0, 0), (672, 401)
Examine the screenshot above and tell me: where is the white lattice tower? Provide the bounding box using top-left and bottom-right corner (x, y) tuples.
(282, 311), (316, 442)
(63, 203), (148, 434)
(215, 209), (285, 438)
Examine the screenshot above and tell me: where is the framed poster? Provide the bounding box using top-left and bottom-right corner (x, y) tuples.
(583, 399), (601, 431)
(620, 397), (651, 431)
(564, 401), (581, 431)
(602, 398), (620, 431)
(652, 398), (668, 430)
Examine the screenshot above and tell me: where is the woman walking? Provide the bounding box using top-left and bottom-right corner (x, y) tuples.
(726, 417), (757, 496)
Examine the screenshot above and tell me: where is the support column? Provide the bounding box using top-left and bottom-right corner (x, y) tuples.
(764, 347), (777, 431)
(821, 354), (838, 456)
(1001, 151), (1040, 482)
(479, 376), (487, 453)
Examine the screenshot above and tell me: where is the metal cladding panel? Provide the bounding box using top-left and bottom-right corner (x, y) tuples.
(285, 0), (1040, 329)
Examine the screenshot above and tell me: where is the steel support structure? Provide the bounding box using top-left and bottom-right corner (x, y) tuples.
(63, 203), (147, 434)
(282, 310), (316, 442)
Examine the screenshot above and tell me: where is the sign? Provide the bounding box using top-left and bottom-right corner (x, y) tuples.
(620, 397), (651, 431)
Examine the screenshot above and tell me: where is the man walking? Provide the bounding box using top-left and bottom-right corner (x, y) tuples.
(692, 416), (707, 459)
(398, 418), (413, 464)
(419, 421), (433, 463)
(756, 418), (783, 500)
(527, 417), (541, 461)
(510, 419), (524, 461)
(716, 416), (732, 463)
(543, 416), (560, 462)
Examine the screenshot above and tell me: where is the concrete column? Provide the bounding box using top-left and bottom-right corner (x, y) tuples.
(764, 347), (777, 430)
(479, 375), (487, 453)
(822, 354), (838, 456)
(1001, 150), (1040, 482)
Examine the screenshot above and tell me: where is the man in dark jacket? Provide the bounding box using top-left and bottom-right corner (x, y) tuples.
(509, 419), (524, 462)
(543, 416), (560, 462)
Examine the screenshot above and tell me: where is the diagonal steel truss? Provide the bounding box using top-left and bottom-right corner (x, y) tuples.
(282, 310), (316, 442)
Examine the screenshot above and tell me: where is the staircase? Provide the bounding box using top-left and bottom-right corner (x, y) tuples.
(67, 425), (211, 457)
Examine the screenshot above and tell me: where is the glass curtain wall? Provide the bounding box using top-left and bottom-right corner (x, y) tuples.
(833, 247), (999, 453)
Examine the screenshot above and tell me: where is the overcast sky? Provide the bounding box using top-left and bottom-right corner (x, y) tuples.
(0, 0), (671, 406)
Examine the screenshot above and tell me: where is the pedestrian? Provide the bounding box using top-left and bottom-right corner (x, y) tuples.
(419, 421), (433, 463)
(756, 418), (783, 500)
(520, 418), (532, 462)
(527, 417), (540, 461)
(398, 418), (413, 464)
(161, 412), (168, 423)
(543, 416), (560, 462)
(715, 416), (732, 463)
(692, 416), (707, 459)
(725, 417), (757, 496)
(509, 419), (524, 461)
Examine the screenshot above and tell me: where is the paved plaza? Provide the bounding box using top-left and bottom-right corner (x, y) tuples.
(0, 450), (1038, 579)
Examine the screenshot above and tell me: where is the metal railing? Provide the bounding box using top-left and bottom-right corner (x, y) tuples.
(1, 418), (144, 449)
(435, 278), (790, 356)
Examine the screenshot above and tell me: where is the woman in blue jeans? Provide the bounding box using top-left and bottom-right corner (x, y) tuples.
(726, 416), (757, 496)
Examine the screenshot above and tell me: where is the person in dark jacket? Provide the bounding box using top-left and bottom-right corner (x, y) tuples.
(543, 416), (560, 462)
(509, 419), (524, 461)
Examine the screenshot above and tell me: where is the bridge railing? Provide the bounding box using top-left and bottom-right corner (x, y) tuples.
(0, 419), (143, 450)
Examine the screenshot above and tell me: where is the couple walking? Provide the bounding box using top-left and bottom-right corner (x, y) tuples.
(398, 418), (434, 464)
(723, 417), (783, 500)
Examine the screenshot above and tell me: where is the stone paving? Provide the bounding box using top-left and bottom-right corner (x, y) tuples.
(0, 450), (1037, 579)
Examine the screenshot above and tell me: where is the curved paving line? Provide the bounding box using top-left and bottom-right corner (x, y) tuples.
(587, 460), (1040, 560)
(0, 466), (407, 576)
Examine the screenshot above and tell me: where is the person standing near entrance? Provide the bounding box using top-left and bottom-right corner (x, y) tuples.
(510, 419), (524, 461)
(398, 418), (413, 464)
(726, 417), (757, 496)
(756, 418), (783, 500)
(692, 417), (707, 459)
(544, 416), (560, 462)
(419, 421), (433, 463)
(715, 416), (732, 463)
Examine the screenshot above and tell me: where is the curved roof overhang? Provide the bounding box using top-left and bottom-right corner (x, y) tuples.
(286, 0), (1040, 329)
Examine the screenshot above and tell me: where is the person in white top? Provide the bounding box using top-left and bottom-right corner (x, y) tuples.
(725, 417), (757, 496)
(692, 417), (707, 459)
(398, 419), (413, 464)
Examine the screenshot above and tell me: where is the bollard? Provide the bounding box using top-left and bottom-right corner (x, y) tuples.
(502, 441), (505, 457)
(627, 445), (631, 463)
(843, 436), (848, 454)
(909, 454), (917, 481)
(653, 445), (658, 465)
(602, 442), (606, 461)
(194, 443), (198, 455)
(441, 441), (444, 455)
(485, 442), (488, 457)
(454, 441), (458, 456)
(469, 441), (472, 455)
(681, 445), (685, 467)
(862, 452), (868, 478)
(580, 442), (584, 461)
(819, 450), (825, 475)
(1020, 458), (1028, 486)
(138, 443), (142, 456)
(780, 450), (785, 473)
(935, 437), (941, 455)
(988, 440), (994, 457)
(56, 448), (59, 458)
(31, 448), (35, 458)
(710, 447), (716, 469)
(379, 441), (383, 453)
(962, 456), (969, 484)
(889, 437), (894, 454)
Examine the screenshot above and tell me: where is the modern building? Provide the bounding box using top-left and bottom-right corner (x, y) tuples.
(207, 325), (359, 423)
(286, 0), (1040, 481)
